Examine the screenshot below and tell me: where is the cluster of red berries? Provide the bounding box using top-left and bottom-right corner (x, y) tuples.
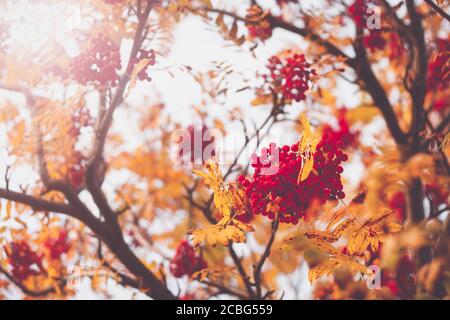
(437, 38), (450, 52)
(70, 106), (94, 138)
(389, 192), (406, 222)
(169, 240), (207, 278)
(44, 230), (71, 260)
(387, 33), (404, 60)
(7, 241), (44, 281)
(67, 151), (87, 190)
(363, 29), (386, 52)
(433, 97), (449, 113)
(239, 135), (348, 224)
(70, 34), (122, 86)
(322, 109), (359, 149)
(382, 255), (416, 298)
(247, 23), (272, 42)
(127, 48), (157, 82)
(348, 0), (372, 29)
(348, 0), (389, 53)
(266, 52), (315, 103)
(67, 106), (92, 190)
(388, 184), (448, 223)
(177, 125), (216, 165)
(427, 52), (449, 90)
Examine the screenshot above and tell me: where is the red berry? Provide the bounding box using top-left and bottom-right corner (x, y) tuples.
(239, 133), (348, 224)
(70, 34), (122, 86)
(7, 241), (44, 281)
(169, 240), (207, 278)
(322, 108), (359, 149)
(265, 52), (314, 103)
(427, 52), (450, 91)
(348, 0), (373, 29)
(389, 192), (406, 222)
(363, 29), (387, 52)
(44, 230), (70, 260)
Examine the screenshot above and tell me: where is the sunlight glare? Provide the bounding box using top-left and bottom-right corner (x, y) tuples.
(4, 0), (84, 54)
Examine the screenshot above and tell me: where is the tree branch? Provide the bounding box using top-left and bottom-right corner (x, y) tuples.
(254, 219), (278, 299)
(423, 0), (450, 22)
(352, 32), (408, 145)
(201, 280), (248, 299)
(405, 0), (428, 149)
(0, 188), (77, 218)
(0, 266), (64, 298)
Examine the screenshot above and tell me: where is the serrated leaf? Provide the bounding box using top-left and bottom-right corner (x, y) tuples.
(308, 256), (368, 282)
(193, 160), (249, 221)
(298, 154), (314, 182)
(125, 58), (152, 98)
(347, 212), (402, 255)
(298, 114), (313, 153)
(189, 217), (254, 248)
(191, 266), (236, 282)
(297, 114), (320, 183)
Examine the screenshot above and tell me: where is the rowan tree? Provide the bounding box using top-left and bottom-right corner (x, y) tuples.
(0, 0), (448, 300)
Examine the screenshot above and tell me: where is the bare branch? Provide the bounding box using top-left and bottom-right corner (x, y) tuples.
(0, 187), (77, 217)
(201, 280), (248, 299)
(254, 219), (279, 299)
(423, 0), (450, 22)
(405, 0), (428, 149)
(0, 266), (65, 298)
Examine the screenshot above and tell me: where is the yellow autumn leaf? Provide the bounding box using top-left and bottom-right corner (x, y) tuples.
(189, 217), (254, 248)
(250, 93), (272, 107)
(191, 266), (236, 282)
(281, 229), (339, 254)
(441, 132), (450, 150)
(298, 114), (313, 153)
(298, 155), (314, 182)
(125, 58), (152, 98)
(8, 120), (26, 150)
(4, 201), (11, 221)
(347, 212), (402, 255)
(331, 218), (358, 238)
(167, 2), (178, 13)
(308, 256), (368, 282)
(193, 160), (249, 221)
(178, 0), (190, 7)
(345, 105), (380, 125)
(297, 114), (320, 183)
